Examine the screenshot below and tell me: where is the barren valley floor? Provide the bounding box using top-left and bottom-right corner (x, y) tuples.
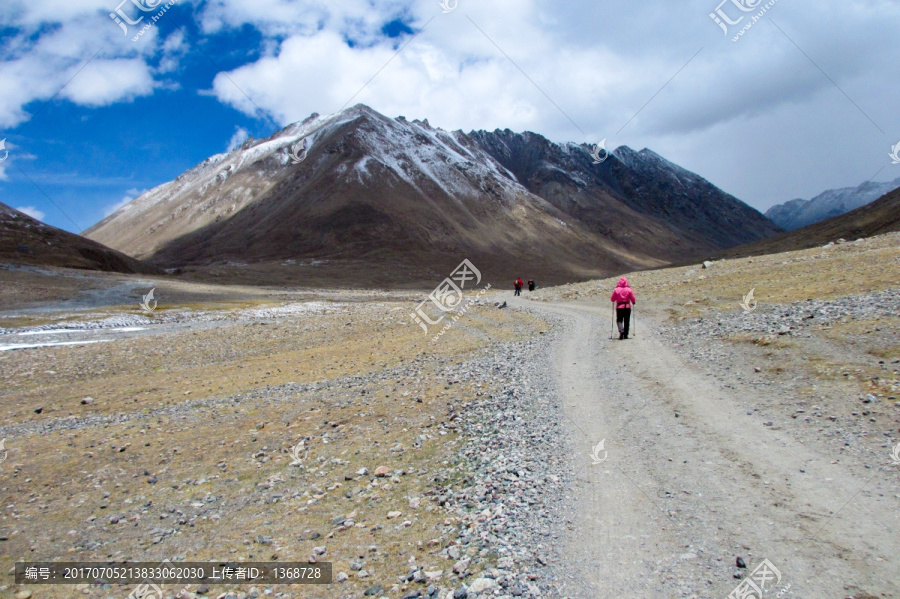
(1, 233), (899, 599)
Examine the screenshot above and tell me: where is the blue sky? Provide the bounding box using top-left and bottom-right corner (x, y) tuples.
(1, 0), (899, 233)
(0, 2), (278, 231)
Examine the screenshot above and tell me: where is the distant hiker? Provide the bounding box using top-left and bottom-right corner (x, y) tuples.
(610, 277), (636, 340)
(514, 278), (523, 296)
(528, 279), (536, 292)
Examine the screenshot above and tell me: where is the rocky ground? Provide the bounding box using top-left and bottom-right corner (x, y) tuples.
(0, 275), (576, 599)
(1, 231), (898, 599)
(524, 232), (900, 599)
(529, 233), (900, 479)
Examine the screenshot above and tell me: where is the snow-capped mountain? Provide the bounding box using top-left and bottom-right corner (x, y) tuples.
(85, 104), (778, 286)
(468, 130), (780, 253)
(766, 177), (900, 231)
(721, 185), (900, 259)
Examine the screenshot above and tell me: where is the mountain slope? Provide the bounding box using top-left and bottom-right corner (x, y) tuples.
(87, 106), (656, 286)
(468, 130), (781, 255)
(717, 185), (900, 259)
(86, 105), (778, 287)
(766, 177), (900, 230)
(0, 203), (160, 273)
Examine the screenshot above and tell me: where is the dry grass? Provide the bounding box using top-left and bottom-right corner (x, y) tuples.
(725, 333), (795, 349)
(534, 233), (900, 317)
(533, 231), (900, 410)
(0, 298), (546, 598)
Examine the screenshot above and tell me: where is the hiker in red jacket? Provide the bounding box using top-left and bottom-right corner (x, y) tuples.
(514, 277), (523, 296)
(610, 277), (636, 339)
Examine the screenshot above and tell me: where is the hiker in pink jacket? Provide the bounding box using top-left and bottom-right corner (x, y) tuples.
(610, 277), (636, 340)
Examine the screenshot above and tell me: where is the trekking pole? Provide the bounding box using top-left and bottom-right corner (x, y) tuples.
(632, 305), (636, 338)
(610, 303), (615, 340)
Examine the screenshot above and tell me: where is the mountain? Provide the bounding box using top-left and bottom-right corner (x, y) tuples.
(717, 186), (900, 259)
(0, 202), (160, 273)
(468, 130), (780, 253)
(766, 177), (900, 230)
(85, 105), (778, 287)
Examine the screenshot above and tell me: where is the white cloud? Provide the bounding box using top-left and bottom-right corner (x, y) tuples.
(2, 0), (900, 210)
(104, 188), (147, 217)
(0, 138), (21, 181)
(201, 0), (900, 209)
(1, 0), (127, 26)
(62, 59), (157, 106)
(16, 205), (46, 221)
(197, 0), (408, 38)
(227, 126), (250, 151)
(0, 8), (174, 127)
(0, 141), (8, 181)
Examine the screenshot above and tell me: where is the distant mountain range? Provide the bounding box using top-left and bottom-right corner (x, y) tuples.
(85, 105), (780, 286)
(718, 185), (900, 260)
(766, 177), (900, 231)
(0, 202), (159, 274)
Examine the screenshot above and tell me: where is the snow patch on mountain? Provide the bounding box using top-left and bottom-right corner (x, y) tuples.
(104, 102), (541, 233)
(340, 111), (530, 201)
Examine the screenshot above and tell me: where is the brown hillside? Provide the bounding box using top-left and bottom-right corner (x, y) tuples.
(714, 185), (900, 260)
(0, 202), (161, 274)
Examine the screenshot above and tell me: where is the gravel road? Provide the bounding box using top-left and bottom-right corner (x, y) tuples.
(509, 294), (899, 599)
(2, 279), (896, 599)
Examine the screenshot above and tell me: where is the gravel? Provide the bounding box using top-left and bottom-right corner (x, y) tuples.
(417, 319), (574, 598)
(660, 288), (900, 340)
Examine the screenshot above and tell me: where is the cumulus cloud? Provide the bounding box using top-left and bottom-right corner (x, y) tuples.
(0, 4), (177, 128)
(16, 205), (46, 221)
(2, 0), (899, 209)
(199, 0), (900, 208)
(226, 126), (251, 151)
(197, 0), (409, 38)
(104, 188), (147, 217)
(203, 1), (900, 139)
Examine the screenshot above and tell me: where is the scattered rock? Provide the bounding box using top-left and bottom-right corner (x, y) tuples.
(468, 578), (497, 593)
(452, 558), (470, 574)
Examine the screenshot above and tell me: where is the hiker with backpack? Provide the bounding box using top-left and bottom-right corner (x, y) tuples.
(610, 277), (636, 340)
(528, 279), (536, 292)
(514, 277), (523, 296)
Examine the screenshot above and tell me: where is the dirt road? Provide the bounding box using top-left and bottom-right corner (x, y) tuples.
(511, 296), (899, 599)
